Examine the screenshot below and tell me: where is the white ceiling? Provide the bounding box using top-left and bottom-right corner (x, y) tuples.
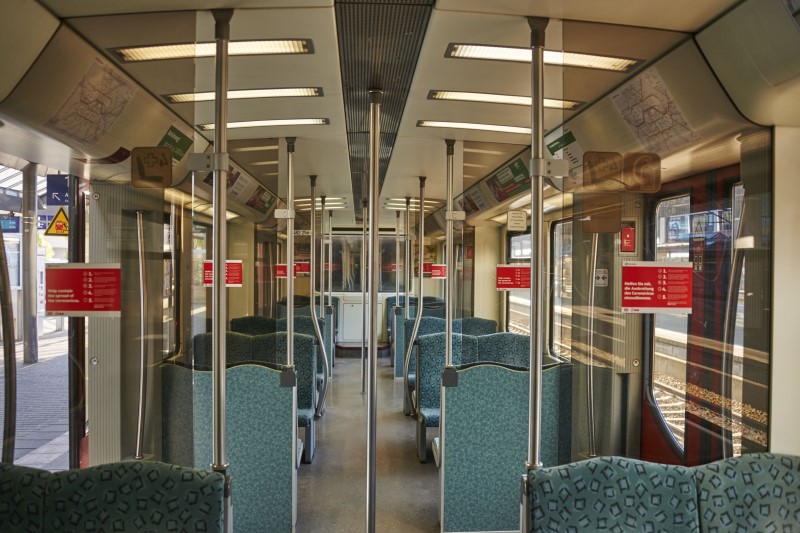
(3, 0), (742, 224)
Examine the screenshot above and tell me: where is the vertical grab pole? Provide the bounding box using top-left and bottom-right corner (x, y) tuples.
(587, 234), (598, 458)
(394, 210), (401, 365)
(211, 9), (233, 532)
(405, 197), (411, 321)
(22, 163), (38, 365)
(309, 176), (329, 419)
(286, 137), (297, 373)
(0, 212), (16, 463)
(361, 198), (368, 395)
(327, 210), (333, 325)
(366, 88), (382, 533)
(319, 196), (326, 319)
(523, 16), (549, 533)
(444, 140), (455, 371)
(403, 177), (426, 413)
(134, 211), (148, 460)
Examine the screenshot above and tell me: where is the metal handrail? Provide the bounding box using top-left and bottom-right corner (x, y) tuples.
(403, 176), (426, 413)
(0, 220), (16, 463)
(309, 176), (329, 419)
(134, 211), (148, 460)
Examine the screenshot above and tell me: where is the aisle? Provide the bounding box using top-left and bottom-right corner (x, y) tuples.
(297, 355), (439, 532)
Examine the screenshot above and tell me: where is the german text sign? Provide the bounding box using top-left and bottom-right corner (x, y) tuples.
(203, 260), (243, 287)
(414, 262), (434, 277)
(496, 264), (531, 291)
(621, 261), (692, 314)
(275, 263), (307, 278)
(45, 264), (121, 316)
(295, 262), (310, 275)
(431, 264), (447, 279)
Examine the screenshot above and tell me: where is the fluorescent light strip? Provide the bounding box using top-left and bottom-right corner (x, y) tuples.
(387, 197), (440, 204)
(166, 87), (321, 103)
(429, 90), (581, 110)
(114, 39), (311, 62)
(199, 118), (329, 131)
(464, 148), (505, 155)
(250, 161), (279, 166)
(447, 44), (637, 72)
(232, 145), (279, 152)
(417, 120), (530, 135)
(297, 206), (347, 211)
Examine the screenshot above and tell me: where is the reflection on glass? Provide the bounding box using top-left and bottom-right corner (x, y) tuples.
(653, 195), (691, 448)
(552, 221), (572, 360)
(318, 234), (406, 293)
(507, 233), (530, 335)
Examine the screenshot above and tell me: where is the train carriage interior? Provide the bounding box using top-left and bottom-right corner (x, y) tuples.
(0, 0), (799, 531)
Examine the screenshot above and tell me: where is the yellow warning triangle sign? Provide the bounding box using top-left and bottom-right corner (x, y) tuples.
(45, 207), (69, 236)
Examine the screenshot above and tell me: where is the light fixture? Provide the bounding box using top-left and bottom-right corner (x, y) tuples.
(386, 197), (441, 205)
(112, 39), (312, 62)
(428, 90), (582, 110)
(198, 118), (329, 131)
(417, 120), (530, 135)
(250, 161), (279, 166)
(165, 87), (322, 104)
(463, 163), (487, 168)
(297, 205), (347, 211)
(463, 147), (505, 155)
(446, 43), (638, 72)
(231, 145), (279, 153)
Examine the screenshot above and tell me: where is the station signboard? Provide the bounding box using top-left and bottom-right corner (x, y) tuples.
(45, 264), (121, 316)
(203, 260), (243, 287)
(621, 261), (692, 313)
(496, 264), (531, 290)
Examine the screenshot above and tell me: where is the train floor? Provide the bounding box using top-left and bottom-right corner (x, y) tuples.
(297, 351), (439, 532)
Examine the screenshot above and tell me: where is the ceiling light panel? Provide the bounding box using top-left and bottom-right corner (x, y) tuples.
(446, 43), (638, 72)
(417, 120), (530, 135)
(231, 145), (279, 153)
(199, 118), (329, 131)
(429, 90), (582, 110)
(113, 39), (312, 62)
(165, 87), (322, 104)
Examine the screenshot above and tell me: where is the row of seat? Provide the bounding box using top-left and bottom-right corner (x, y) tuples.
(385, 296), (445, 340)
(162, 325), (325, 532)
(527, 453), (800, 532)
(396, 317), (576, 532)
(0, 460), (225, 532)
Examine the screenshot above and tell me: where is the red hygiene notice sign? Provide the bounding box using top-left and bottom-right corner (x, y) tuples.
(45, 263), (121, 316)
(275, 263), (306, 278)
(203, 260), (244, 287)
(431, 264), (447, 279)
(295, 262), (310, 275)
(621, 261), (692, 314)
(414, 263), (434, 277)
(496, 264), (531, 291)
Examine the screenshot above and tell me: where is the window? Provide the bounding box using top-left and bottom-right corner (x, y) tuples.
(551, 221), (572, 359)
(320, 234), (406, 293)
(506, 232), (531, 335)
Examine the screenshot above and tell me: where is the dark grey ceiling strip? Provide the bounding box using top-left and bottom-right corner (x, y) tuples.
(335, 0), (434, 219)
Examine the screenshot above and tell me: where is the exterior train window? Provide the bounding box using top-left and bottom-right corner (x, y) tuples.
(652, 195), (691, 448)
(551, 220), (572, 360)
(506, 232), (530, 335)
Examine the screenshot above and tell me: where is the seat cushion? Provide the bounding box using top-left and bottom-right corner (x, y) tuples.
(297, 408), (314, 427)
(419, 407), (440, 427)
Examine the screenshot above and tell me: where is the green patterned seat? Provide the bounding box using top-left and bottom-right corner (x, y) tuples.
(456, 317), (497, 336)
(476, 332), (530, 368)
(192, 331), (258, 369)
(529, 456), (700, 533)
(695, 453), (800, 532)
(230, 315), (277, 335)
(0, 463), (49, 532)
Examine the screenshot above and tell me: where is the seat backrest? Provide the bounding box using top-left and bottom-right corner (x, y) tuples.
(476, 332), (530, 368)
(193, 331), (260, 369)
(455, 317), (497, 336)
(440, 363), (529, 532)
(0, 463), (49, 532)
(404, 317), (446, 375)
(278, 316), (326, 376)
(694, 453), (800, 532)
(273, 332), (317, 411)
(192, 363), (296, 532)
(230, 315), (277, 335)
(416, 333), (478, 412)
(528, 456), (700, 533)
(44, 461), (225, 533)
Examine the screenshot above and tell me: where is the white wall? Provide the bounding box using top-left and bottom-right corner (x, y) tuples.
(473, 226), (501, 322)
(771, 126), (800, 455)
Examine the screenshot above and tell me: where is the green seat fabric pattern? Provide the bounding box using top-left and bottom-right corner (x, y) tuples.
(43, 461), (224, 533)
(441, 364), (529, 532)
(695, 453), (800, 532)
(529, 457), (700, 533)
(230, 315), (276, 335)
(192, 331), (256, 369)
(476, 332), (530, 368)
(0, 463), (49, 532)
(416, 333), (469, 427)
